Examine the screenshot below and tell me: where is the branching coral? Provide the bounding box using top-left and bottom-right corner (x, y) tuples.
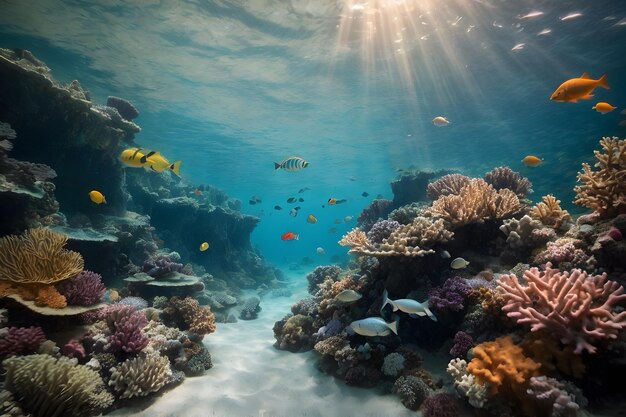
(574, 136), (626, 217)
(484, 166), (532, 198)
(0, 326), (46, 357)
(447, 358), (489, 408)
(339, 216), (452, 257)
(0, 227), (83, 284)
(530, 195), (572, 229)
(109, 353), (172, 399)
(497, 264), (626, 354)
(2, 354), (113, 417)
(56, 270), (105, 306)
(426, 174), (471, 200)
(425, 179), (521, 228)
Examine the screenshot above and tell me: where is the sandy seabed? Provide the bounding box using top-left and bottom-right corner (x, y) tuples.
(109, 274), (417, 417)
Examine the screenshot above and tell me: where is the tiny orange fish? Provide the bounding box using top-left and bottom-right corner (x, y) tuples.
(592, 102), (616, 114)
(550, 73), (609, 103)
(328, 198), (337, 205)
(522, 155), (543, 167)
(281, 232), (299, 241)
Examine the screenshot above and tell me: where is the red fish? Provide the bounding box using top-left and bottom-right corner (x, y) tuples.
(281, 232), (299, 241)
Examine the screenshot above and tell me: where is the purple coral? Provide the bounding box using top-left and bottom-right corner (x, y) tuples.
(61, 339), (86, 358)
(106, 96), (139, 120)
(0, 326), (46, 356)
(56, 270), (106, 306)
(422, 393), (459, 417)
(428, 277), (471, 312)
(366, 219), (401, 243)
(357, 199), (392, 232)
(106, 306), (149, 354)
(449, 331), (473, 358)
(142, 255), (183, 278)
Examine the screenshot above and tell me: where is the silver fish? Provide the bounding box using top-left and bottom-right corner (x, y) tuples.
(381, 289), (437, 321)
(350, 317), (398, 336)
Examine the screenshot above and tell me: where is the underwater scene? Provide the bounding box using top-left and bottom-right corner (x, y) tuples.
(0, 0), (626, 416)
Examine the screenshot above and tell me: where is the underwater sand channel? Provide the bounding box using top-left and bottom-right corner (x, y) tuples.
(109, 274), (416, 417)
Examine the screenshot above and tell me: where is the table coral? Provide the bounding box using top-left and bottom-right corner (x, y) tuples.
(574, 136), (626, 217)
(497, 264), (626, 354)
(3, 354), (113, 417)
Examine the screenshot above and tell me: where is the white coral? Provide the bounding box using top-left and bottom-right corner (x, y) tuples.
(447, 358), (489, 408)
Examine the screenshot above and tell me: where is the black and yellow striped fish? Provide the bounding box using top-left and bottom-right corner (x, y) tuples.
(274, 156), (309, 172)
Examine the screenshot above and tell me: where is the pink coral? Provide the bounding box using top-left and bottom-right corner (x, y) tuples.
(0, 326), (46, 356)
(56, 270), (106, 306)
(498, 264), (626, 354)
(106, 306), (149, 354)
(61, 339), (86, 358)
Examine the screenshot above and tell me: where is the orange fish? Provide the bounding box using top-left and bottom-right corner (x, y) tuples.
(592, 102), (616, 114)
(522, 155), (543, 167)
(328, 198), (337, 205)
(281, 232), (299, 241)
(550, 73), (609, 103)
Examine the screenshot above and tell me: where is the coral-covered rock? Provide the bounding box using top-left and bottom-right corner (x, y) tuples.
(357, 199), (393, 232)
(106, 96), (139, 120)
(393, 375), (431, 410)
(428, 277), (471, 313)
(422, 393), (460, 417)
(273, 314), (315, 352)
(450, 331), (473, 358)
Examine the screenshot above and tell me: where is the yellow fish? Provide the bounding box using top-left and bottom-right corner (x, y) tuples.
(550, 73), (609, 103)
(199, 242), (209, 251)
(120, 148), (182, 177)
(306, 214), (317, 224)
(592, 102), (616, 114)
(522, 155), (543, 167)
(88, 190), (106, 204)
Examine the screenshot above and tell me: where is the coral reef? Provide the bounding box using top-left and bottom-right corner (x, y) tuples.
(421, 393), (459, 417)
(357, 199), (393, 232)
(574, 136), (626, 217)
(530, 195), (572, 229)
(426, 173), (471, 200)
(2, 354), (113, 417)
(106, 96), (139, 120)
(56, 270), (105, 306)
(428, 277), (472, 313)
(498, 264), (626, 354)
(484, 166), (532, 198)
(306, 265), (343, 294)
(339, 216), (452, 257)
(160, 296), (216, 338)
(449, 331), (473, 358)
(109, 353), (172, 399)
(527, 376), (587, 417)
(393, 375), (432, 410)
(366, 219), (401, 243)
(106, 305), (149, 354)
(425, 179), (521, 228)
(0, 326), (46, 357)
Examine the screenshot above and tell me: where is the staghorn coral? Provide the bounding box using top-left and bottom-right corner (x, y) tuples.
(574, 136), (626, 217)
(339, 216), (452, 257)
(498, 264), (626, 354)
(484, 166), (532, 198)
(425, 179), (521, 227)
(426, 173), (471, 200)
(56, 270), (105, 306)
(531, 195), (572, 229)
(3, 354), (113, 417)
(0, 326), (46, 357)
(0, 228), (83, 285)
(109, 353), (172, 399)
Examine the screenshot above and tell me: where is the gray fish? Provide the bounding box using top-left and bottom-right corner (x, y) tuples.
(381, 289), (437, 322)
(350, 317), (398, 336)
(335, 289), (362, 302)
(274, 205), (282, 210)
(289, 208), (298, 217)
(287, 197), (297, 203)
(274, 156), (309, 172)
(361, 192), (369, 197)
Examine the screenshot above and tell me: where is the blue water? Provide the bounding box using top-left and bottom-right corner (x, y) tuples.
(1, 0), (625, 267)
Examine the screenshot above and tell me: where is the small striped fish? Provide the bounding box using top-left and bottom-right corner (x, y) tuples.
(274, 156), (309, 172)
